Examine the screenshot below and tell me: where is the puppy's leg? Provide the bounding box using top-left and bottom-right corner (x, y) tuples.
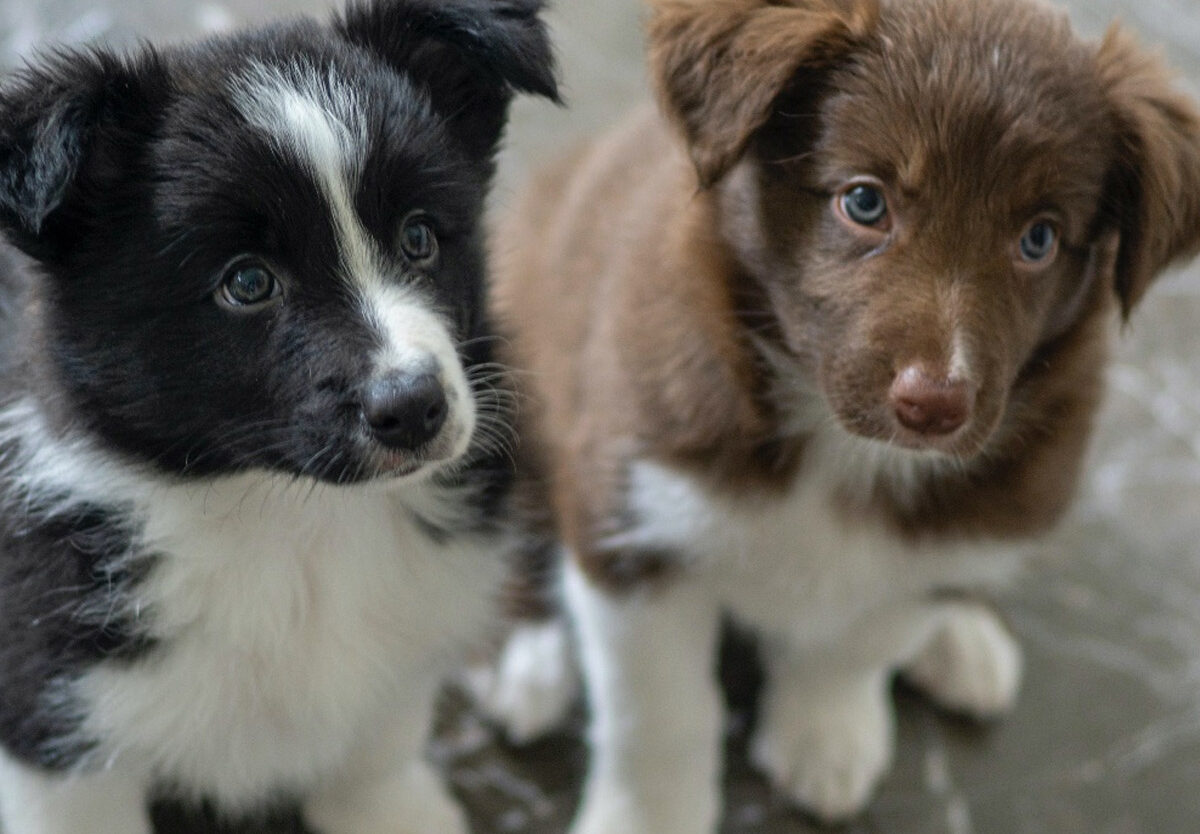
(465, 617), (579, 744)
(0, 749), (150, 834)
(902, 599), (1023, 719)
(750, 651), (894, 824)
(304, 688), (467, 834)
(566, 559), (723, 834)
(750, 604), (943, 823)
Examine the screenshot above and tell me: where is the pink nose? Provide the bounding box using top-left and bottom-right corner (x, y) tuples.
(889, 366), (973, 436)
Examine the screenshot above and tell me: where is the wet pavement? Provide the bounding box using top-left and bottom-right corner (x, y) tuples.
(3, 1), (1200, 832)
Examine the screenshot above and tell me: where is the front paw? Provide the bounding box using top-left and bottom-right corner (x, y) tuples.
(304, 762), (468, 834)
(903, 603), (1023, 719)
(569, 773), (719, 834)
(570, 789), (648, 834)
(750, 671), (894, 824)
(463, 619), (579, 744)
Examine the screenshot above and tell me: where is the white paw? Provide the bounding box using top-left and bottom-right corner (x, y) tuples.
(904, 604), (1023, 719)
(569, 774), (719, 834)
(464, 620), (578, 744)
(0, 752), (151, 834)
(750, 672), (894, 824)
(570, 788), (649, 834)
(304, 762), (468, 834)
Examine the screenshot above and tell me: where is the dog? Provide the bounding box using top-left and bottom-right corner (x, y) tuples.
(0, 0), (557, 831)
(484, 0), (1200, 830)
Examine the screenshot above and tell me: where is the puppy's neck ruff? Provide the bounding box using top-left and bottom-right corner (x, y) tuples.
(0, 395), (505, 805)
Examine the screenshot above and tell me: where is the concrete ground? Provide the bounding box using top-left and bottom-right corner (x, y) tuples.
(2, 1), (1200, 832)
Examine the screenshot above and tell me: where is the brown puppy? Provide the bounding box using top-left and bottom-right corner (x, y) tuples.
(487, 0), (1200, 830)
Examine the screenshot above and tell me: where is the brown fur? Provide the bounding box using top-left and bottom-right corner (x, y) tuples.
(491, 0), (1200, 592)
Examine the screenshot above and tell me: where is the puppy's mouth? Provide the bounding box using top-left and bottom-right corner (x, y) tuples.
(360, 423), (471, 482)
(883, 420), (988, 458)
(368, 449), (427, 479)
(289, 429), (469, 487)
(828, 409), (997, 465)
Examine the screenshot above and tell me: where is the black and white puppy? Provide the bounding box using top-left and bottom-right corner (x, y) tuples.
(0, 1), (556, 831)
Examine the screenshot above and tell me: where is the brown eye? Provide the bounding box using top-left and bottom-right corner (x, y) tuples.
(400, 214), (438, 264)
(217, 259), (280, 309)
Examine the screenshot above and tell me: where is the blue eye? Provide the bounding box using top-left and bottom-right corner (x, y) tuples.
(841, 184), (888, 227)
(1019, 220), (1058, 263)
(218, 260), (279, 308)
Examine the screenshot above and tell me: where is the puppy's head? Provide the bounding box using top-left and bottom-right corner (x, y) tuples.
(651, 0), (1200, 461)
(0, 0), (557, 484)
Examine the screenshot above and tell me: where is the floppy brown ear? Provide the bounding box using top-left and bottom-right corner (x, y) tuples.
(648, 0), (878, 188)
(1096, 25), (1200, 319)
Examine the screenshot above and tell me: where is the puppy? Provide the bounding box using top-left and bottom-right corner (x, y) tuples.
(488, 0), (1200, 830)
(0, 1), (556, 832)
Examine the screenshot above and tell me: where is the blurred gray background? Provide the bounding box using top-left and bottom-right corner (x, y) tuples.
(2, 1), (1199, 833)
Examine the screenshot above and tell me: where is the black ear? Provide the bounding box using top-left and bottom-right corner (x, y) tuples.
(0, 48), (168, 261)
(337, 0), (560, 158)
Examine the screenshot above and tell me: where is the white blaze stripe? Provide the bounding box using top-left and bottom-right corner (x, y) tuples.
(232, 63), (377, 289)
(949, 328), (974, 384)
(231, 63), (475, 455)
(231, 64), (439, 366)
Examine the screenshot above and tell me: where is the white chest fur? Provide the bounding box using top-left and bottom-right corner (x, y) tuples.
(71, 474), (502, 807)
(615, 431), (1026, 648)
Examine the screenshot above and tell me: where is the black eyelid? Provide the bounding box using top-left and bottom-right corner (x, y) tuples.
(400, 209), (437, 230)
(220, 254), (273, 277)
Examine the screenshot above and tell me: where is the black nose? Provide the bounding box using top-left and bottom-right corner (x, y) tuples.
(362, 372), (448, 450)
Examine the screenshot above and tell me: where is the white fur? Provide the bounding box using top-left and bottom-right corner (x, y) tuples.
(903, 602), (1024, 719)
(950, 327), (974, 383)
(568, 421), (1028, 831)
(80, 475), (499, 808)
(306, 758), (469, 834)
(364, 281), (477, 462)
(565, 560), (723, 834)
(619, 434), (1022, 644)
(232, 63), (474, 461)
(467, 618), (579, 745)
(1, 54), (495, 834)
(0, 748), (150, 834)
(0, 401), (503, 828)
(231, 64), (369, 242)
(303, 700), (470, 834)
(750, 661), (893, 824)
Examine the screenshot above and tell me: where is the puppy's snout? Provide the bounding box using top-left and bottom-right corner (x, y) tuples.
(363, 372), (448, 450)
(889, 366), (974, 437)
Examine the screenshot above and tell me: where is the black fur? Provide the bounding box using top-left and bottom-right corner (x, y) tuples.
(339, 0), (561, 157)
(0, 494), (152, 768)
(0, 0), (556, 792)
(0, 1), (552, 484)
